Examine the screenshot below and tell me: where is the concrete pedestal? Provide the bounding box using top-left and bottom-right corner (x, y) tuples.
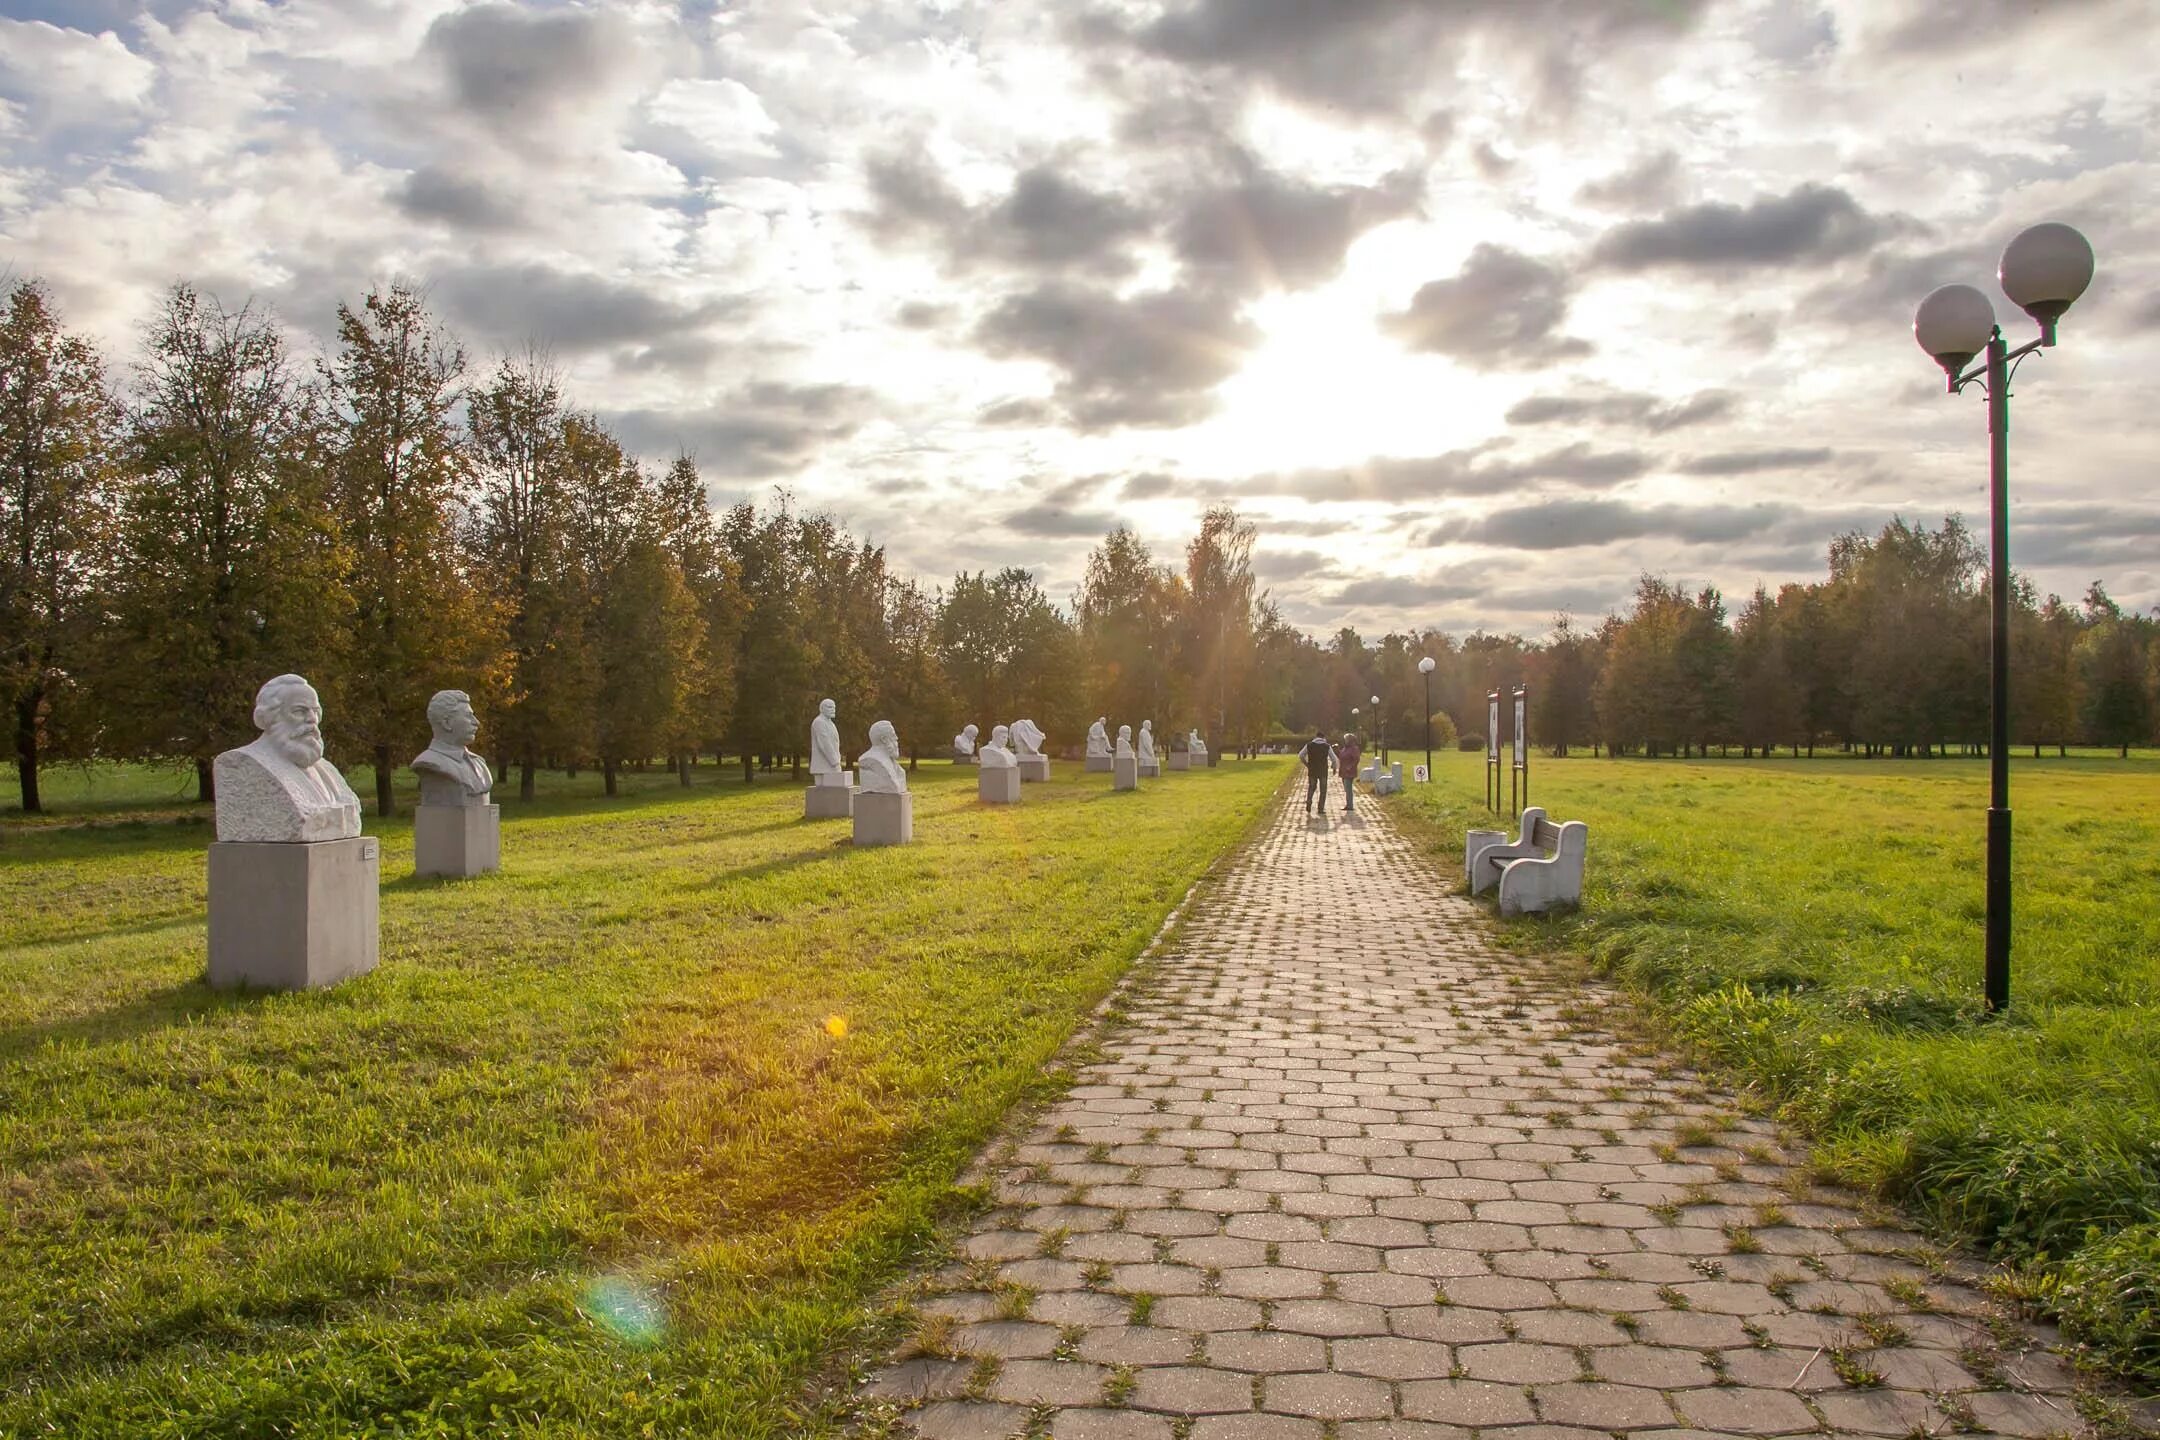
(1018, 755), (1051, 783)
(853, 789), (914, 845)
(1168, 752), (1190, 771)
(415, 803), (499, 878)
(979, 766), (1021, 804)
(954, 753), (977, 765)
(1113, 755), (1139, 791)
(1139, 760), (1161, 778)
(805, 780), (854, 819)
(208, 836), (380, 990)
(1464, 828), (1505, 887)
(1084, 754), (1113, 773)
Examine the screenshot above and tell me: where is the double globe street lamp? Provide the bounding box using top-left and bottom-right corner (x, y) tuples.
(1912, 221), (2096, 1013)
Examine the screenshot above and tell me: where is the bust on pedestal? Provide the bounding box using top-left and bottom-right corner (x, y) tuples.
(1085, 715), (1114, 772)
(806, 697), (854, 818)
(978, 723), (1021, 804)
(1137, 720), (1160, 778)
(853, 720), (913, 845)
(208, 674), (378, 989)
(1012, 718), (1051, 783)
(1113, 723), (1139, 791)
(412, 689), (499, 878)
(953, 723), (979, 764)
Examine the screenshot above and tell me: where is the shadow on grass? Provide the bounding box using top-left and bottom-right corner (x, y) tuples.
(0, 976), (245, 1062)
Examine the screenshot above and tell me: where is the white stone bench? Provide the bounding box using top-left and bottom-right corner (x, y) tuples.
(1464, 806), (1588, 915)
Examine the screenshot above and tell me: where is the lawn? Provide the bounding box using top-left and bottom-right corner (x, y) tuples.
(1386, 747), (2160, 1380)
(1, 755), (1292, 1437)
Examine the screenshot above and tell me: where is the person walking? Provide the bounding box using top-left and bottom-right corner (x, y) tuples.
(1336, 730), (1363, 814)
(1300, 727), (1333, 814)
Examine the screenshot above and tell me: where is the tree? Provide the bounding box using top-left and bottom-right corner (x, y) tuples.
(468, 352), (587, 800)
(2076, 614), (2154, 757)
(724, 493), (818, 780)
(1075, 527), (1176, 735)
(1733, 586), (1801, 757)
(1183, 505), (1259, 745)
(321, 285), (499, 815)
(1, 281), (116, 812)
(100, 285), (346, 800)
(1529, 613), (1599, 757)
(593, 530), (704, 795)
(880, 575), (953, 769)
(653, 453), (742, 780)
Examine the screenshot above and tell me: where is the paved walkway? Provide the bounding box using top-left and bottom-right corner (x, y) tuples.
(860, 786), (2120, 1440)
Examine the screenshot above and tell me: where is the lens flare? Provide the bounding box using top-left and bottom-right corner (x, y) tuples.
(825, 1014), (849, 1039)
(581, 1274), (666, 1347)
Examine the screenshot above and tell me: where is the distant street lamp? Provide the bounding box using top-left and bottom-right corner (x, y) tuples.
(1418, 656), (1436, 780)
(1371, 694), (1382, 765)
(1913, 220), (2095, 1014)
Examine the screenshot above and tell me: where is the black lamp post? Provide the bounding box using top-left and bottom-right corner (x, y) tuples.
(1370, 694), (1382, 766)
(1913, 220), (2095, 1013)
(1418, 655), (1435, 780)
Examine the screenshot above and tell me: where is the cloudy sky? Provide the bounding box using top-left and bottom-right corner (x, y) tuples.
(3, 0), (2155, 635)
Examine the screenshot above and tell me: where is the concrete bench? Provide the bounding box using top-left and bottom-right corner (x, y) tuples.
(1464, 806), (1588, 915)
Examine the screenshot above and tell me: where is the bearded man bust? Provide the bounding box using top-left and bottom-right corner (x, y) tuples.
(214, 674), (363, 843)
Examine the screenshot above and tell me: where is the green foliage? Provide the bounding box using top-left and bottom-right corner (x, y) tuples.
(2041, 1223), (2160, 1383)
(0, 757), (1290, 1436)
(1387, 749), (2160, 1379)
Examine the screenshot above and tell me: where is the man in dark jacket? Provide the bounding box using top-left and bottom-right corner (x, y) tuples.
(1300, 728), (1333, 813)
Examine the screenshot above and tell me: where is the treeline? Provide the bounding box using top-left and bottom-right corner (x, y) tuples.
(1, 280), (1289, 814)
(1308, 516), (2159, 760)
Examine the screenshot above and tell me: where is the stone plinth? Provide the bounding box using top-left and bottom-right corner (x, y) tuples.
(415, 802), (499, 878)
(805, 780), (854, 819)
(1139, 760), (1161, 778)
(1464, 829), (1505, 887)
(208, 836), (380, 990)
(853, 789), (913, 846)
(954, 753), (977, 765)
(979, 766), (1021, 804)
(1113, 755), (1139, 790)
(1018, 755), (1050, 783)
(1168, 752), (1190, 771)
(1084, 754), (1113, 772)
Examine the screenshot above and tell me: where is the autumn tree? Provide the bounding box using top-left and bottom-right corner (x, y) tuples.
(1, 281), (117, 812)
(100, 285), (346, 800)
(653, 453), (741, 779)
(321, 284), (499, 814)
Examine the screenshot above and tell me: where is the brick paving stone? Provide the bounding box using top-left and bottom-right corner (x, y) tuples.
(860, 788), (2148, 1439)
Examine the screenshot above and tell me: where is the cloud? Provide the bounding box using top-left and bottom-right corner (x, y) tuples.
(1382, 245), (1591, 369)
(1576, 150), (1682, 211)
(421, 3), (642, 148)
(1327, 574), (1481, 607)
(978, 396), (1059, 426)
(1255, 547), (1341, 582)
(895, 301), (952, 330)
(433, 262), (745, 353)
(974, 281), (1260, 431)
(1676, 447), (1835, 475)
(607, 381), (876, 479)
(1247, 442), (1651, 503)
(1171, 162), (1421, 292)
(1590, 183), (1893, 273)
(1003, 503), (1119, 538)
(0, 18), (156, 123)
(1506, 387), (1734, 433)
(395, 166), (525, 232)
(1434, 498), (1799, 551)
(866, 155), (1149, 276)
(1101, 0), (1709, 117)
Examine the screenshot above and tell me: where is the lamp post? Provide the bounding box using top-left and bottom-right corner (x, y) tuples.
(1913, 220), (2095, 1014)
(1371, 694), (1382, 766)
(1418, 656), (1436, 780)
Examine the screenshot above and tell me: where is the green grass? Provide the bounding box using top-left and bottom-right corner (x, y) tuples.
(1386, 748), (2160, 1380)
(1, 756), (1292, 1437)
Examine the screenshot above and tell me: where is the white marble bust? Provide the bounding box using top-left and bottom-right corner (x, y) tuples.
(954, 722), (978, 756)
(858, 719), (908, 794)
(810, 698), (843, 779)
(411, 690), (493, 807)
(1085, 716), (1111, 757)
(979, 723), (1018, 768)
(1012, 718), (1045, 757)
(1187, 727), (1207, 756)
(1115, 723), (1134, 758)
(1138, 721), (1156, 762)
(214, 673), (362, 843)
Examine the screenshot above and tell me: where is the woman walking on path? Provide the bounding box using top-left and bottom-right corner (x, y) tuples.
(1335, 731), (1362, 814)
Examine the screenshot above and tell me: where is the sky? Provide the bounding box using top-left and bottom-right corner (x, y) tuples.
(3, 0), (2156, 638)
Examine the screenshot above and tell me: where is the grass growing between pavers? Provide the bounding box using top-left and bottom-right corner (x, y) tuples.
(1384, 748), (2160, 1382)
(1, 756), (1292, 1438)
